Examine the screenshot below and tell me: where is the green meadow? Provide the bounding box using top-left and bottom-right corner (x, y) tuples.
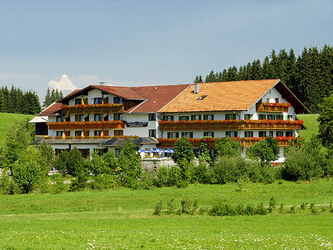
(297, 114), (320, 139)
(0, 113), (33, 146)
(1, 180), (332, 249)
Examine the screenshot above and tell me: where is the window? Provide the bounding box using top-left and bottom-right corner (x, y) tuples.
(179, 116), (190, 121)
(244, 114), (252, 120)
(104, 115), (108, 121)
(259, 114), (267, 120)
(268, 131), (274, 137)
(148, 113), (156, 121)
(244, 131), (253, 137)
(203, 131), (214, 137)
(191, 115), (201, 121)
(149, 129), (156, 137)
(113, 97), (122, 103)
(181, 132), (193, 138)
(94, 114), (103, 121)
(276, 131), (284, 137)
(203, 114), (214, 120)
(165, 115), (174, 121)
(56, 116), (62, 122)
(56, 131), (63, 137)
(75, 98), (82, 105)
(75, 114), (84, 122)
(167, 132), (179, 138)
(276, 115), (283, 120)
(114, 113), (123, 120)
(267, 114), (275, 120)
(94, 98), (103, 104)
(275, 98), (279, 103)
(75, 131), (82, 137)
(288, 115), (293, 121)
(286, 131), (293, 137)
(226, 131), (238, 137)
(197, 95), (207, 101)
(114, 130), (124, 136)
(94, 130), (102, 136)
(225, 114), (237, 120)
(259, 131), (266, 137)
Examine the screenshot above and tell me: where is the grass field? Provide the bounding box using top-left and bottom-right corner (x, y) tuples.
(297, 114), (320, 139)
(1, 180), (332, 248)
(0, 113), (33, 146)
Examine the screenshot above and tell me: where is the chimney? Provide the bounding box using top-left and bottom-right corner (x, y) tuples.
(194, 83), (199, 94)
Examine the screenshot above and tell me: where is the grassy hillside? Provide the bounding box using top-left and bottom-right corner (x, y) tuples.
(0, 181), (332, 248)
(297, 114), (319, 139)
(0, 113), (34, 147)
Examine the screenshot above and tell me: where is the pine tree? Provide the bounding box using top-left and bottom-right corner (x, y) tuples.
(43, 88), (51, 108)
(0, 89), (4, 112)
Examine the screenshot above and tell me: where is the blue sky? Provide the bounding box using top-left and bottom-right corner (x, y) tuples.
(0, 0), (332, 100)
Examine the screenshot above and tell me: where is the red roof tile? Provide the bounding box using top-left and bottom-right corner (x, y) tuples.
(91, 85), (145, 100)
(38, 102), (62, 116)
(129, 84), (190, 113)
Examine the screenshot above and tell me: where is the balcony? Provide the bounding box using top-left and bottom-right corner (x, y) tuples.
(47, 120), (125, 130)
(256, 102), (290, 113)
(157, 136), (298, 148)
(159, 119), (304, 131)
(61, 103), (124, 114)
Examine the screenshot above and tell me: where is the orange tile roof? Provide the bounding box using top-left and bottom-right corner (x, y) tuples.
(159, 79), (280, 113)
(38, 102), (62, 116)
(92, 85), (145, 100)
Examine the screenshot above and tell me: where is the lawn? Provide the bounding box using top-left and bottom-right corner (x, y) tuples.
(297, 114), (320, 140)
(0, 113), (33, 146)
(0, 180), (332, 248)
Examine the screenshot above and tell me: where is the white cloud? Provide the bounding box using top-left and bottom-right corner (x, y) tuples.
(48, 74), (77, 91)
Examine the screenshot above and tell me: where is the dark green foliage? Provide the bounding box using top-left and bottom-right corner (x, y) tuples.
(39, 142), (54, 167)
(172, 137), (195, 165)
(43, 88), (63, 108)
(283, 136), (330, 180)
(211, 156), (246, 184)
(247, 137), (279, 164)
(198, 142), (212, 166)
(214, 136), (241, 158)
(118, 140), (142, 185)
(196, 44), (333, 113)
(54, 147), (86, 177)
(49, 174), (69, 194)
(11, 147), (49, 193)
(189, 161), (210, 184)
(167, 199), (176, 214)
(0, 120), (34, 169)
(318, 93), (333, 147)
(89, 149), (118, 176)
(70, 173), (88, 191)
(0, 168), (11, 195)
(0, 86), (40, 114)
(268, 197), (276, 212)
(155, 166), (170, 187)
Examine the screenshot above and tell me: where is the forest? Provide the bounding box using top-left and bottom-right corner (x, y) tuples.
(195, 45), (333, 113)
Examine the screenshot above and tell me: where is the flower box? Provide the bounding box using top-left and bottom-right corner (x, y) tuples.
(256, 102), (290, 113)
(61, 103), (124, 114)
(47, 120), (125, 130)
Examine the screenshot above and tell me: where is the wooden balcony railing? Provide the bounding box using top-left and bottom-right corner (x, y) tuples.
(159, 119), (304, 131)
(256, 102), (291, 113)
(47, 120), (125, 130)
(61, 103), (124, 114)
(157, 136), (298, 148)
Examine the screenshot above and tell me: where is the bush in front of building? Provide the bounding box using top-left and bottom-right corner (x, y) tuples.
(214, 136), (241, 158)
(247, 137), (279, 165)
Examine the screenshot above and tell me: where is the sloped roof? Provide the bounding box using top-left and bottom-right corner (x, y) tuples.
(159, 79), (297, 113)
(38, 102), (62, 116)
(91, 85), (145, 100)
(128, 84), (190, 113)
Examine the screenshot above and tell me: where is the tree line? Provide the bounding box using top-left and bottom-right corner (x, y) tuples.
(0, 86), (41, 115)
(194, 44), (333, 113)
(43, 88), (63, 109)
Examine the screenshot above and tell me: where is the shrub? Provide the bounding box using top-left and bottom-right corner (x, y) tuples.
(189, 161), (210, 184)
(268, 197), (276, 212)
(243, 204), (255, 216)
(49, 173), (69, 194)
(131, 172), (156, 190)
(180, 197), (192, 214)
(155, 166), (170, 187)
(0, 168), (11, 195)
(214, 136), (241, 158)
(255, 202), (267, 215)
(168, 166), (182, 187)
(167, 199), (176, 214)
(70, 174), (88, 191)
(153, 201), (163, 215)
(89, 174), (117, 190)
(90, 149), (118, 176)
(210, 156), (245, 184)
(247, 137), (279, 165)
(172, 137), (194, 165)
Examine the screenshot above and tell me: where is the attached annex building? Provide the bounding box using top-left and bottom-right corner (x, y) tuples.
(31, 79), (308, 162)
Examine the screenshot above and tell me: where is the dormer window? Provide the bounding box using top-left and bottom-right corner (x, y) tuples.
(113, 97), (123, 104)
(197, 95), (207, 101)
